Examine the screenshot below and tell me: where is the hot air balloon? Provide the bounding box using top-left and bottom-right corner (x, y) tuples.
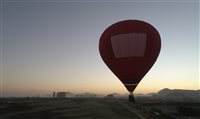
(99, 20), (161, 102)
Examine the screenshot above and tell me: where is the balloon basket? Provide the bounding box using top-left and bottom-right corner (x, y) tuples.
(129, 92), (135, 102)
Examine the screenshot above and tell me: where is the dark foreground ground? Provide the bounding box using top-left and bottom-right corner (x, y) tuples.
(0, 97), (200, 119)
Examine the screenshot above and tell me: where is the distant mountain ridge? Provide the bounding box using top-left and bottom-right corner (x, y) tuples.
(105, 88), (200, 102)
(156, 88), (200, 102)
(51, 88), (200, 102)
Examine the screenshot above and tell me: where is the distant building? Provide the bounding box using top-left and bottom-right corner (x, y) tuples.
(65, 92), (75, 98)
(57, 92), (66, 98)
(52, 92), (56, 98)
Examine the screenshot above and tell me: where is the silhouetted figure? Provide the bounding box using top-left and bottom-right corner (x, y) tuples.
(129, 92), (135, 102)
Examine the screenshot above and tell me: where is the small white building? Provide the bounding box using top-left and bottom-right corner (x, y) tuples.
(56, 92), (66, 98)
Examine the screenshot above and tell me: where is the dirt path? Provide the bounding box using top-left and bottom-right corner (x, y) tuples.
(118, 100), (146, 119)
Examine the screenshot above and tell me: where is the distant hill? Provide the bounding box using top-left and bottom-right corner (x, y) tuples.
(76, 92), (97, 98)
(51, 88), (200, 102)
(156, 88), (200, 102)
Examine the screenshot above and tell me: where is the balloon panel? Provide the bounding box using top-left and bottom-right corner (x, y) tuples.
(111, 33), (146, 58)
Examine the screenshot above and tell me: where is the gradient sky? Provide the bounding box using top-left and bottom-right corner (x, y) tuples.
(0, 0), (199, 97)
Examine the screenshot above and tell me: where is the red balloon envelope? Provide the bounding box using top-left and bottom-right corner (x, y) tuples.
(99, 20), (161, 93)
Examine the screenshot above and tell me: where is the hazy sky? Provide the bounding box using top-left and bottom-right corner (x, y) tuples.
(0, 0), (199, 97)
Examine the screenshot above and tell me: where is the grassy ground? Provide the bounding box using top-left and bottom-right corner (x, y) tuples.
(0, 98), (142, 119)
(1, 98), (200, 119)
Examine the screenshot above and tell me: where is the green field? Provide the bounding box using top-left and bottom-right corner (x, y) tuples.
(0, 98), (143, 119)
